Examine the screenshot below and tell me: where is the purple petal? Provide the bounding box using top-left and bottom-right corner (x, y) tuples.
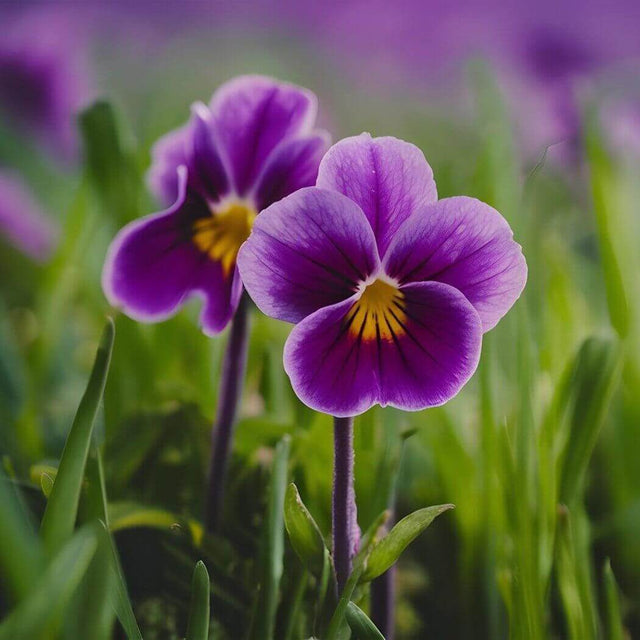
(384, 196), (527, 332)
(238, 187), (379, 324)
(146, 123), (191, 206)
(0, 171), (58, 261)
(209, 75), (317, 195)
(186, 104), (231, 204)
(147, 105), (231, 207)
(102, 169), (237, 335)
(253, 131), (331, 210)
(282, 281), (482, 417)
(316, 134), (437, 256)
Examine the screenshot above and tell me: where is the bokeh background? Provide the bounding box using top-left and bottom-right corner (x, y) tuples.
(1, 1), (639, 638)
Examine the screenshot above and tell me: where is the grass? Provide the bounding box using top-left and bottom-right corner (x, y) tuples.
(0, 58), (638, 639)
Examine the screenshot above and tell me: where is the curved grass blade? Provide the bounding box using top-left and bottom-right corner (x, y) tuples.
(584, 114), (632, 338)
(346, 602), (385, 640)
(603, 559), (624, 640)
(0, 525), (98, 640)
(73, 452), (115, 640)
(559, 337), (621, 507)
(101, 521), (143, 640)
(186, 561), (211, 640)
(40, 319), (115, 554)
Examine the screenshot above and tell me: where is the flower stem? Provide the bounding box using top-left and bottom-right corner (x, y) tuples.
(205, 294), (250, 533)
(332, 416), (358, 594)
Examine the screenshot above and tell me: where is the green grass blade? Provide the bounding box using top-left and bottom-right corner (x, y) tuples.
(40, 319), (115, 554)
(0, 525), (98, 640)
(186, 561), (211, 640)
(72, 452), (116, 640)
(248, 435), (291, 640)
(584, 115), (632, 338)
(0, 471), (43, 602)
(101, 521), (144, 640)
(346, 602), (385, 640)
(555, 507), (598, 640)
(603, 559), (624, 640)
(79, 101), (141, 224)
(560, 337), (622, 507)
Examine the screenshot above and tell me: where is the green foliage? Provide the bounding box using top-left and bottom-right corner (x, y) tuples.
(40, 319), (114, 555)
(603, 559), (625, 640)
(79, 101), (142, 225)
(361, 504), (454, 582)
(1, 59), (639, 640)
(248, 435), (291, 640)
(284, 482), (328, 576)
(346, 602), (385, 640)
(0, 525), (98, 640)
(186, 561), (211, 640)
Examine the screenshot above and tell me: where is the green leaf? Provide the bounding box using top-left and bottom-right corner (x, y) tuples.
(249, 435), (291, 640)
(284, 483), (327, 576)
(79, 101), (141, 223)
(0, 525), (98, 640)
(603, 559), (624, 640)
(186, 561), (211, 640)
(346, 602), (385, 640)
(560, 337), (622, 506)
(40, 319), (115, 554)
(361, 504), (454, 582)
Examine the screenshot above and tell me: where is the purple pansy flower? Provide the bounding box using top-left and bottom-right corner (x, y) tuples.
(238, 134), (527, 417)
(102, 75), (330, 334)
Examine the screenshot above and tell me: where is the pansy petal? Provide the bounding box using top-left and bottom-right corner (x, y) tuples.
(376, 281), (482, 411)
(102, 170), (237, 334)
(384, 196), (527, 332)
(210, 75), (317, 194)
(283, 296), (379, 417)
(146, 123), (191, 206)
(253, 131), (331, 210)
(283, 281), (482, 417)
(238, 187), (379, 324)
(186, 104), (231, 203)
(316, 134), (437, 256)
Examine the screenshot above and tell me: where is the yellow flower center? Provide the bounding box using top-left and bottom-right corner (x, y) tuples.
(192, 201), (257, 275)
(346, 278), (406, 342)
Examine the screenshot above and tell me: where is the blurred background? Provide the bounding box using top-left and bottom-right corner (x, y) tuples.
(1, 1), (639, 638)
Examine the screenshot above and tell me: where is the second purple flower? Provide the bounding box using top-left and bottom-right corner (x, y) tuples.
(103, 75), (330, 334)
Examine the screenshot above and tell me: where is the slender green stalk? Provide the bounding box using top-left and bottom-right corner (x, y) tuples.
(40, 319), (115, 555)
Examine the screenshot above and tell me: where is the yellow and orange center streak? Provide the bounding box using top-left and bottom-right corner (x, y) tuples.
(346, 278), (407, 342)
(192, 201), (257, 276)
